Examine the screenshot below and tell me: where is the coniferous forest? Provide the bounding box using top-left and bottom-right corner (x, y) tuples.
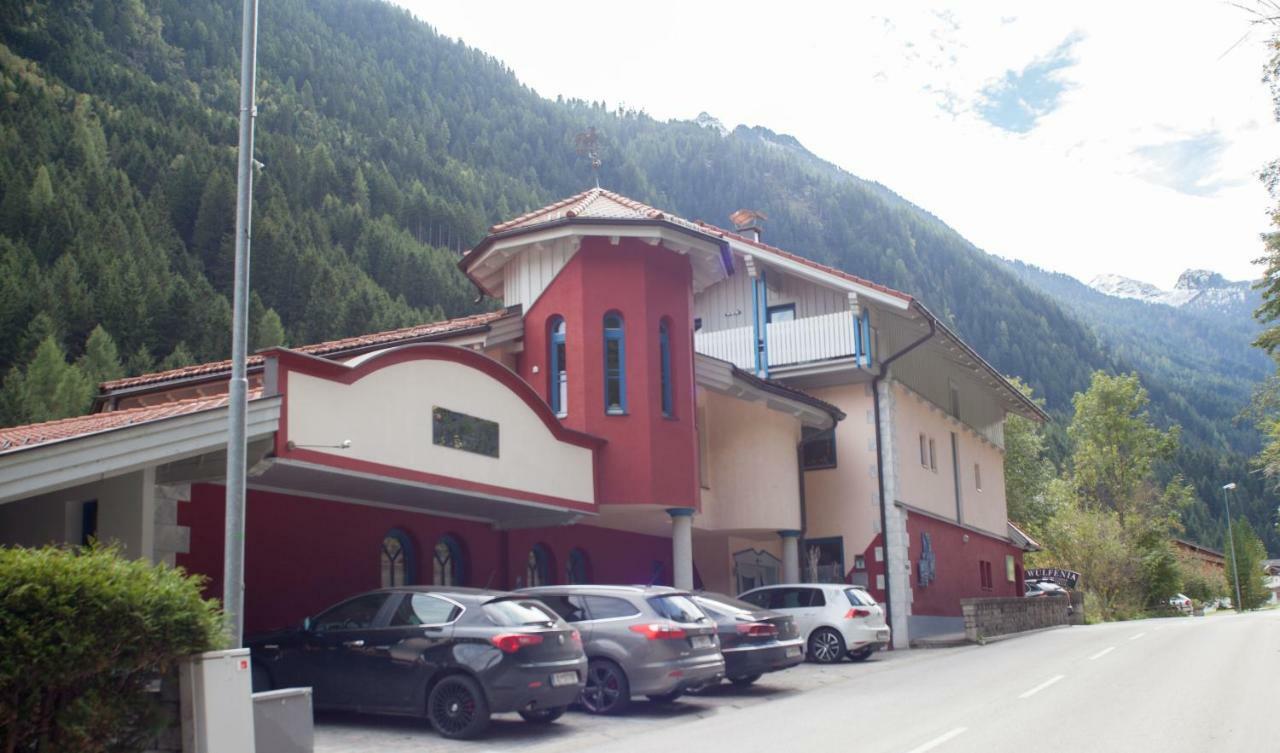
(0, 0), (1273, 553)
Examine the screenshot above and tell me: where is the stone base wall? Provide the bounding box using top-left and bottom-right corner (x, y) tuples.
(962, 592), (1084, 641)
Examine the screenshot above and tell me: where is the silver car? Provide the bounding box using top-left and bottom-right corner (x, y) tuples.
(521, 585), (725, 714)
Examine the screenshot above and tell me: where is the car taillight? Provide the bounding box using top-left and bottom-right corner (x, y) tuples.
(491, 633), (545, 653)
(735, 622), (779, 637)
(570, 629), (582, 644)
(845, 608), (872, 619)
(629, 623), (687, 640)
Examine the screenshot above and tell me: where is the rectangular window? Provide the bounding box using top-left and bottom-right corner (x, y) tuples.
(1006, 555), (1016, 583)
(659, 323), (674, 417)
(603, 314), (626, 414)
(432, 406), (499, 458)
(81, 500), (98, 546)
(974, 463), (982, 491)
(802, 427), (837, 470)
(949, 382), (961, 420)
(697, 404), (710, 489)
(766, 303), (796, 323)
(919, 433), (928, 467)
(979, 560), (993, 590)
(928, 438), (937, 471)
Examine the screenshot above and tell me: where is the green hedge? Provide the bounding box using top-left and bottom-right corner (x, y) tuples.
(0, 545), (224, 753)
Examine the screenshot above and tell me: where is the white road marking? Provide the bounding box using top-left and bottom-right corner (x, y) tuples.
(1019, 674), (1066, 699)
(1129, 632), (1146, 641)
(1089, 646), (1115, 660)
(904, 727), (968, 753)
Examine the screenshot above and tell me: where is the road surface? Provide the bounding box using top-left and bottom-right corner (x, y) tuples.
(516, 609), (1279, 753)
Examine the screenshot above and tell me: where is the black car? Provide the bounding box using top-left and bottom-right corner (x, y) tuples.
(691, 591), (805, 686)
(246, 586), (587, 739)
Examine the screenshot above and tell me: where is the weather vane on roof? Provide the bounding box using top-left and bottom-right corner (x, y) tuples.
(574, 127), (602, 188)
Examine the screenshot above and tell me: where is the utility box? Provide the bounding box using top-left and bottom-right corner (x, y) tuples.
(179, 649), (256, 753)
(253, 688), (314, 753)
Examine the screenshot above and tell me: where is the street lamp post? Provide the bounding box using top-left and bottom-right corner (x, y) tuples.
(1222, 482), (1243, 613)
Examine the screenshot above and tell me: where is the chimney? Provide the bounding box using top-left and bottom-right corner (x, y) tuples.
(729, 209), (767, 243)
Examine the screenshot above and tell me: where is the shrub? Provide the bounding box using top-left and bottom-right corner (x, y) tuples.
(0, 545), (224, 753)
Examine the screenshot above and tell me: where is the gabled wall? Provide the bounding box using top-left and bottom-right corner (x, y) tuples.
(518, 237), (699, 509)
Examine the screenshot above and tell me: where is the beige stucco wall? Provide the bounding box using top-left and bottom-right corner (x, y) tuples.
(891, 381), (1007, 537)
(802, 383), (881, 569)
(287, 359), (596, 504)
(696, 390), (802, 533)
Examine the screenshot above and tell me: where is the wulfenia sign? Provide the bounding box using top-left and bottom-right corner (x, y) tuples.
(1025, 568), (1080, 589)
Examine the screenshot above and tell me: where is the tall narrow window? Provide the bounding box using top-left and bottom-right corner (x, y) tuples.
(549, 316), (567, 416)
(527, 544), (553, 587)
(433, 535), (465, 586)
(381, 529), (415, 587)
(919, 433), (928, 467)
(566, 548), (590, 584)
(928, 438), (937, 471)
(975, 463), (983, 491)
(603, 312), (626, 414)
(659, 320), (673, 417)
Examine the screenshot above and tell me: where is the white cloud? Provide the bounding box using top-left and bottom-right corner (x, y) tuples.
(393, 0), (1279, 287)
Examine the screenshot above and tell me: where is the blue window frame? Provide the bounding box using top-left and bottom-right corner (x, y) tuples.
(659, 320), (673, 417)
(549, 316), (567, 416)
(603, 312), (626, 414)
(766, 303), (796, 323)
(433, 534), (465, 587)
(566, 548), (590, 584)
(381, 528), (416, 587)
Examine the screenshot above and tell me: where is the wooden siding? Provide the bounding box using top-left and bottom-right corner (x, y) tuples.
(502, 240), (579, 310)
(694, 257), (753, 333)
(766, 310), (858, 365)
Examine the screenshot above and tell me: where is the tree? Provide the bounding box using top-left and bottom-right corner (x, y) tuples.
(77, 325), (124, 387)
(0, 336), (94, 424)
(1003, 376), (1056, 534)
(1069, 372), (1178, 525)
(1227, 518), (1269, 610)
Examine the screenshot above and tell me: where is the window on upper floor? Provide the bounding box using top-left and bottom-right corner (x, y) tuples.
(659, 319), (674, 417)
(766, 303), (796, 323)
(919, 433), (928, 467)
(975, 463), (983, 491)
(949, 382), (961, 420)
(603, 312), (626, 414)
(548, 316), (567, 417)
(928, 437), (937, 472)
(802, 426), (837, 470)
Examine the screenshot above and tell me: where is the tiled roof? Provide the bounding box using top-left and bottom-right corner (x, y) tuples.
(0, 391), (259, 454)
(99, 308), (514, 393)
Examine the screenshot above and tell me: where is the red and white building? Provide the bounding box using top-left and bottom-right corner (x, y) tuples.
(0, 188), (1044, 645)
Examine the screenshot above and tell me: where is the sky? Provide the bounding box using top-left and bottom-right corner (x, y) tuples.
(395, 1), (1280, 288)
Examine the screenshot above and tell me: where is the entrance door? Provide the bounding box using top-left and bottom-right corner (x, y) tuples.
(733, 549), (781, 594)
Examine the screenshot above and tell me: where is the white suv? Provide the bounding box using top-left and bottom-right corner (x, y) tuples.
(738, 584), (890, 663)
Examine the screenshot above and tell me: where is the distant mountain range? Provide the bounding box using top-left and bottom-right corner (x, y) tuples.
(1089, 269), (1258, 318)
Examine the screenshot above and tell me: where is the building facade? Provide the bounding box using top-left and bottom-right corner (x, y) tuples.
(0, 188), (1044, 646)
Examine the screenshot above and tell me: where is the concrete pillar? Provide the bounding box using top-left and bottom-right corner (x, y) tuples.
(877, 379), (912, 649)
(96, 468), (157, 562)
(779, 530), (801, 583)
(668, 508), (695, 590)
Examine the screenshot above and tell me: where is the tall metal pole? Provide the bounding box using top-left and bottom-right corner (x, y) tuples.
(1222, 482), (1243, 613)
(223, 0), (260, 647)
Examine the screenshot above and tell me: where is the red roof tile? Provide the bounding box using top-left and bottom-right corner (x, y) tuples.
(0, 390), (261, 454)
(486, 187), (667, 236)
(99, 308), (514, 393)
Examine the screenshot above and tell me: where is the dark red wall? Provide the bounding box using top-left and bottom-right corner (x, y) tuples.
(907, 513), (1023, 617)
(518, 237), (699, 509)
(178, 484), (673, 635)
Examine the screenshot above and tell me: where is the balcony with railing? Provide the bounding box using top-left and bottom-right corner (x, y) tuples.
(695, 310), (866, 372)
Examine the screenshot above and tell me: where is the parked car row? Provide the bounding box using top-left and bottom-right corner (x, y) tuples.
(247, 582), (890, 739)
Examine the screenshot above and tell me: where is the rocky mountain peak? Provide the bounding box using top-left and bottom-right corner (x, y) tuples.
(1175, 269), (1229, 290)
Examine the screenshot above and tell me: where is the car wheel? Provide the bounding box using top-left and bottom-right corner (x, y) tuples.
(427, 675), (491, 740)
(808, 628), (846, 664)
(580, 659), (631, 715)
(848, 647), (873, 662)
(519, 706), (567, 724)
(729, 674), (762, 687)
(647, 689), (682, 703)
(251, 663), (272, 692)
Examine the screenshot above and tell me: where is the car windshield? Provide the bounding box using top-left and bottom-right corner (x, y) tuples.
(648, 594), (708, 623)
(694, 592), (758, 615)
(483, 599), (561, 627)
(845, 588), (877, 607)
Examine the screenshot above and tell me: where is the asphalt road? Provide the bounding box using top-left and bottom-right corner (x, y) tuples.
(513, 609), (1280, 753)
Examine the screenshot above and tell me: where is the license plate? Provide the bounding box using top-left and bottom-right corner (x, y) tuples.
(550, 671), (578, 687)
(690, 634), (714, 649)
(785, 645), (802, 658)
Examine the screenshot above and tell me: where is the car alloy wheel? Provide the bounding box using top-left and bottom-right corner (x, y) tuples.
(809, 628), (846, 664)
(581, 659), (630, 715)
(428, 675), (491, 739)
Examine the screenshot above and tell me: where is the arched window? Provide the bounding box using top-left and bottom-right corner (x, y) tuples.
(549, 316), (567, 416)
(566, 548), (590, 584)
(603, 312), (626, 414)
(526, 544), (553, 587)
(380, 529), (415, 587)
(432, 535), (465, 586)
(658, 319), (673, 417)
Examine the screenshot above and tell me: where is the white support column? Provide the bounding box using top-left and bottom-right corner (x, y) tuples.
(668, 508), (695, 590)
(779, 530), (801, 583)
(96, 467), (157, 562)
(877, 379), (912, 649)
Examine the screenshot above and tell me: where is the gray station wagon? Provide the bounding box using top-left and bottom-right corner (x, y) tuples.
(520, 585), (725, 714)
